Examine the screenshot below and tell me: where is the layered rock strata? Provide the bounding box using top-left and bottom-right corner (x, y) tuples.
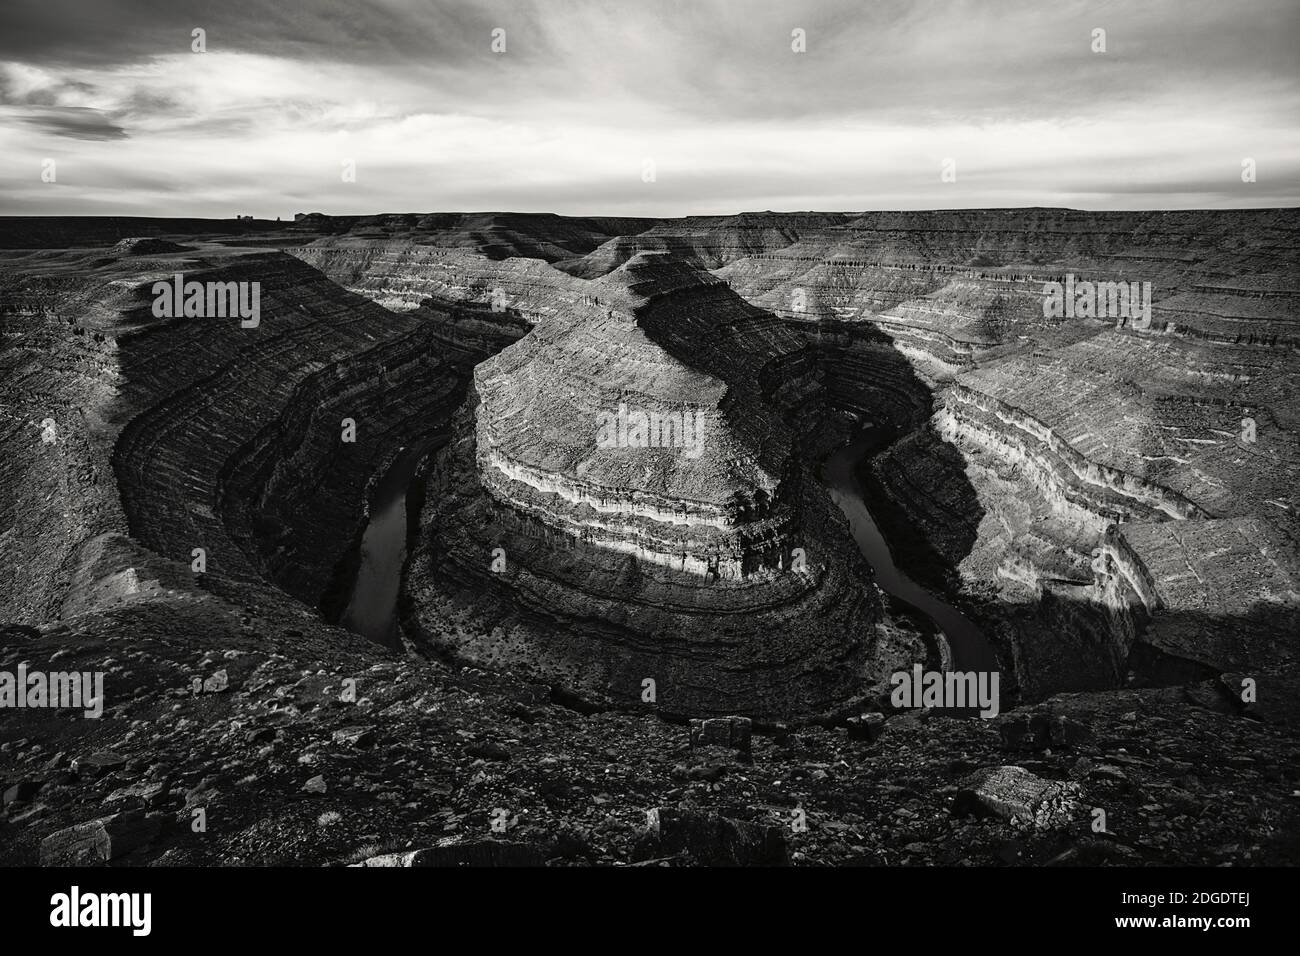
(286, 212), (657, 265)
(284, 209), (1300, 698)
(406, 253), (922, 720)
(0, 241), (467, 626)
(6, 208), (1298, 716)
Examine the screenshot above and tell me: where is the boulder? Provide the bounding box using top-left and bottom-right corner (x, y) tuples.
(846, 712), (886, 742)
(105, 779), (170, 807)
(464, 740), (511, 761)
(3, 779), (43, 805)
(39, 809), (161, 865)
(689, 716), (752, 754)
(71, 751), (127, 778)
(954, 765), (1080, 829)
(331, 726), (376, 748)
(643, 807), (787, 866)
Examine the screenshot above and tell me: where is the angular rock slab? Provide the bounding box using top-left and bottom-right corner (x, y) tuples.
(70, 751), (127, 778)
(39, 809), (161, 865)
(3, 779), (43, 805)
(644, 807), (788, 866)
(846, 712), (886, 742)
(954, 766), (1081, 830)
(689, 716), (752, 753)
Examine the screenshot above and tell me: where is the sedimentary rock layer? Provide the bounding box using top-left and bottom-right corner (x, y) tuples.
(5, 208), (1298, 716)
(549, 208), (1300, 693)
(280, 209), (1300, 697)
(405, 253), (921, 720)
(0, 240), (468, 624)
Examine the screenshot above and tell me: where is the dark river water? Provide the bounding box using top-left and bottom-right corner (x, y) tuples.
(339, 442), (433, 650)
(341, 425), (998, 712)
(821, 427), (998, 675)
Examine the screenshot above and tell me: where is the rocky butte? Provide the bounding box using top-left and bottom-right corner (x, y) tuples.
(404, 250), (913, 720)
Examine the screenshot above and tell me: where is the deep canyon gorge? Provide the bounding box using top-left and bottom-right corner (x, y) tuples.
(2, 209), (1298, 866)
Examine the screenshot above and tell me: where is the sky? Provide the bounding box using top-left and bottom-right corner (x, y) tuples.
(1, 0), (1297, 217)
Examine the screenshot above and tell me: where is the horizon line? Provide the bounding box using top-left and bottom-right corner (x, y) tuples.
(3, 204), (1299, 222)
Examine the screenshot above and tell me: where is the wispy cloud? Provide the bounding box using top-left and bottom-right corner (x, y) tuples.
(1, 0), (1296, 215)
(10, 107), (127, 140)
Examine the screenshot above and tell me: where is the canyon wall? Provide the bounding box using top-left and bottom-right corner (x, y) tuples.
(401, 253), (924, 720)
(5, 208), (1296, 720)
(703, 209), (1300, 693)
(285, 209), (1300, 700)
(0, 242), (469, 626)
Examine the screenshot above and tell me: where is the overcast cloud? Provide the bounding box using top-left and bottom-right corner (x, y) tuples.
(1, 0), (1296, 216)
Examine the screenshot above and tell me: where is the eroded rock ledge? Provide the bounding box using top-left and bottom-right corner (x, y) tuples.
(405, 254), (924, 720)
(0, 243), (470, 626)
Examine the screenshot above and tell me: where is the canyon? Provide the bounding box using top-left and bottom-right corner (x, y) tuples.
(1, 209), (1298, 866)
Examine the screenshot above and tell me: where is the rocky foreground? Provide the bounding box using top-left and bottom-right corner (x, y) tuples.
(2, 586), (1298, 866)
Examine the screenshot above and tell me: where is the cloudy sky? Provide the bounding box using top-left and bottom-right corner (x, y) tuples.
(1, 0), (1297, 217)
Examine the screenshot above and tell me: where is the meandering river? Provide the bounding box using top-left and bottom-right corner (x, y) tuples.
(339, 442), (434, 650)
(341, 425), (998, 698)
(821, 426), (998, 675)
